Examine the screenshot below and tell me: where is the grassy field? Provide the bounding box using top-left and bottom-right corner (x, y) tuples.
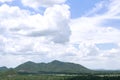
(1, 74), (120, 80)
(1, 69), (120, 80)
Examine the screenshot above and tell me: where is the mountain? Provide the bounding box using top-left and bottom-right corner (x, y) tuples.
(15, 60), (91, 74)
(0, 67), (8, 71)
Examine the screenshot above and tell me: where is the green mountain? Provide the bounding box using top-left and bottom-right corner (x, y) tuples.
(0, 67), (8, 71)
(15, 60), (91, 74)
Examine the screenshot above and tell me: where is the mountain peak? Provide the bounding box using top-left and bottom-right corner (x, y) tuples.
(15, 60), (91, 74)
(0, 66), (8, 71)
(26, 61), (35, 63)
(51, 60), (62, 63)
(23, 61), (36, 65)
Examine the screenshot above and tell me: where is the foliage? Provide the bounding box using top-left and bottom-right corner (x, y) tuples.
(15, 60), (91, 74)
(1, 74), (120, 80)
(1, 60), (120, 80)
(1, 68), (120, 80)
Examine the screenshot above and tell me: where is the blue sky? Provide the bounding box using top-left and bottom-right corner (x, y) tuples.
(0, 0), (105, 18)
(0, 0), (120, 70)
(66, 0), (103, 18)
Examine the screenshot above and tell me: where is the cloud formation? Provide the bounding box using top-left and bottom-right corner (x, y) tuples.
(0, 0), (13, 3)
(21, 0), (67, 9)
(69, 0), (120, 69)
(0, 4), (71, 44)
(0, 1), (71, 66)
(26, 4), (71, 43)
(0, 0), (120, 69)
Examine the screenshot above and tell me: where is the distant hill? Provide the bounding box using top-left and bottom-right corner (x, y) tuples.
(0, 67), (8, 71)
(15, 60), (91, 74)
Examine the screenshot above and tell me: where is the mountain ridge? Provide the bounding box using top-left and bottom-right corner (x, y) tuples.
(0, 66), (8, 71)
(15, 60), (91, 74)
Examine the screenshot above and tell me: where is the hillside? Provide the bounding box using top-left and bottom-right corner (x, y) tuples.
(0, 67), (8, 72)
(15, 60), (91, 74)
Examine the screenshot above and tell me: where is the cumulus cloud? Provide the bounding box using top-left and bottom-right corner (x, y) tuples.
(0, 2), (71, 67)
(21, 0), (67, 9)
(0, 0), (120, 69)
(26, 5), (71, 43)
(0, 4), (71, 45)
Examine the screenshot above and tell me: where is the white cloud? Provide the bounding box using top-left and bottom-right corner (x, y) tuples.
(70, 0), (120, 44)
(0, 0), (13, 3)
(0, 4), (71, 44)
(26, 4), (71, 43)
(21, 0), (67, 9)
(106, 0), (120, 16)
(0, 0), (120, 70)
(0, 55), (27, 67)
(69, 0), (120, 69)
(0, 3), (71, 67)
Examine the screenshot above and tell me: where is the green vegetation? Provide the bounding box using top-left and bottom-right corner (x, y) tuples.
(1, 73), (120, 80)
(15, 60), (91, 74)
(1, 60), (120, 80)
(0, 67), (8, 72)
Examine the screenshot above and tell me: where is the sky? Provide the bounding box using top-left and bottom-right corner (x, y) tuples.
(0, 0), (120, 70)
